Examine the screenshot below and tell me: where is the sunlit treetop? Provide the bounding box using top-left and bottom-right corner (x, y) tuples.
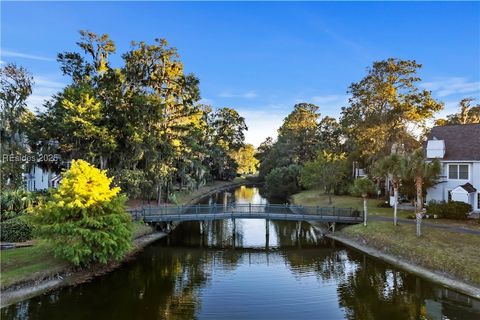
(53, 159), (120, 209)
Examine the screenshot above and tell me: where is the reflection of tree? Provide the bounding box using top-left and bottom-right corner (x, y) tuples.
(271, 220), (323, 248)
(5, 186), (479, 320)
(272, 220), (443, 320)
(2, 245), (210, 320)
(234, 186), (255, 203)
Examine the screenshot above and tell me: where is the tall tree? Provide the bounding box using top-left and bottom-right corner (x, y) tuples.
(231, 144), (259, 175)
(372, 154), (404, 225)
(0, 63), (34, 189)
(351, 178), (377, 226)
(402, 149), (441, 213)
(300, 151), (347, 204)
(317, 116), (344, 153)
(258, 103), (320, 178)
(207, 107), (247, 180)
(277, 103), (320, 164)
(340, 58), (443, 164)
(435, 98), (480, 125)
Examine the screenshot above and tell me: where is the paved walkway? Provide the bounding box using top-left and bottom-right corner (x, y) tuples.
(370, 216), (480, 235)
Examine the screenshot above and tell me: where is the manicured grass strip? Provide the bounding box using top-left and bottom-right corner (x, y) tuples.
(340, 221), (480, 286)
(132, 221), (154, 238)
(0, 243), (68, 289)
(292, 188), (480, 230)
(292, 189), (412, 217)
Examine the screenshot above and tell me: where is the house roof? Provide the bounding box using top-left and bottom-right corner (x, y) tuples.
(427, 124), (480, 161)
(460, 183), (477, 193)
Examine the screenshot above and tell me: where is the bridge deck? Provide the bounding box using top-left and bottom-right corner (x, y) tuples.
(128, 204), (363, 224)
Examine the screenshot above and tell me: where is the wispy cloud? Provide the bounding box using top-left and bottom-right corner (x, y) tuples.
(27, 75), (66, 110)
(421, 77), (480, 97)
(218, 90), (258, 99)
(1, 50), (55, 62)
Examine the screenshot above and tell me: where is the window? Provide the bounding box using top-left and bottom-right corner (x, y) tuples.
(459, 165), (469, 179)
(448, 164), (469, 180)
(478, 193), (480, 210)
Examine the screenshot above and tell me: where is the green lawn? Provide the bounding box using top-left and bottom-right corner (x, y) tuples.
(2, 179), (243, 290)
(0, 242), (68, 289)
(340, 221), (480, 286)
(291, 189), (412, 218)
(1, 221), (154, 289)
(292, 189), (480, 229)
(132, 221), (154, 238)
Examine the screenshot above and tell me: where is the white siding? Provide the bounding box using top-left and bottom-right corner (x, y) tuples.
(426, 161), (480, 212)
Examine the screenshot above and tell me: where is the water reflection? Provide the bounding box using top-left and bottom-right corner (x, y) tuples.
(2, 186), (479, 320)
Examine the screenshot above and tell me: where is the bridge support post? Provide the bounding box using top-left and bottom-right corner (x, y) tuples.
(265, 232), (269, 251)
(265, 219), (270, 236)
(231, 218), (236, 248)
(199, 220), (204, 235)
(328, 222), (336, 233)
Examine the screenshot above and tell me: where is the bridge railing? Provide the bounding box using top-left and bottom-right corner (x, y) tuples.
(127, 203), (363, 221)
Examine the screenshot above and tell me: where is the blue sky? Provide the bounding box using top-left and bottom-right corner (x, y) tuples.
(2, 1), (479, 146)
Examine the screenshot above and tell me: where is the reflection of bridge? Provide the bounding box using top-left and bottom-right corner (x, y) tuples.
(128, 204), (363, 224)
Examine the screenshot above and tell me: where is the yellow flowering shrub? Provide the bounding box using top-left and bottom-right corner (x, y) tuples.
(31, 160), (132, 266)
(53, 159), (120, 209)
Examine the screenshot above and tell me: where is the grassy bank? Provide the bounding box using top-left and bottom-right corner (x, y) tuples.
(1, 178), (245, 291)
(291, 189), (412, 218)
(338, 221), (480, 287)
(0, 243), (67, 289)
(292, 188), (480, 289)
(126, 177), (246, 208)
(292, 188), (480, 230)
(0, 222), (153, 289)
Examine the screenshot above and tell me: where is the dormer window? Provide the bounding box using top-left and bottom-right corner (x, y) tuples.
(426, 138), (445, 158)
(448, 164), (469, 180)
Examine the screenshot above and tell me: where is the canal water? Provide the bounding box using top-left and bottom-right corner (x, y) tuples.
(2, 186), (480, 319)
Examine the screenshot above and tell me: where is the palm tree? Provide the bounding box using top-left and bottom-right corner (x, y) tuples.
(373, 154), (404, 226)
(351, 178), (377, 226)
(402, 149), (441, 236)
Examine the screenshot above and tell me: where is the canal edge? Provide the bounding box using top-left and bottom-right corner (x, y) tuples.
(325, 233), (480, 299)
(1, 180), (250, 309)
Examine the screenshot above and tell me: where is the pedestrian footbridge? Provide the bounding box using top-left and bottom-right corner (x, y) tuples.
(128, 203), (363, 224)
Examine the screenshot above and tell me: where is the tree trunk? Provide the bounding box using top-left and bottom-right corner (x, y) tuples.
(363, 196), (368, 227)
(166, 178), (170, 204)
(328, 190), (332, 205)
(416, 211), (422, 237)
(393, 187), (398, 226)
(385, 175), (390, 198)
(157, 181), (162, 206)
(415, 177), (423, 212)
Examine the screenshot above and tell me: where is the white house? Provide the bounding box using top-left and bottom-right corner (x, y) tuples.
(23, 165), (62, 191)
(425, 124), (480, 212)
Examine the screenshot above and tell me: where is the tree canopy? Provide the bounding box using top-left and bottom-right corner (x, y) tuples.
(340, 58), (443, 164)
(22, 30), (250, 202)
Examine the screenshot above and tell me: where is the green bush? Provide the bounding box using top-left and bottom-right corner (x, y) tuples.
(31, 160), (132, 266)
(264, 165), (302, 199)
(0, 189), (35, 221)
(0, 217), (33, 242)
(426, 201), (472, 220)
(113, 169), (153, 199)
